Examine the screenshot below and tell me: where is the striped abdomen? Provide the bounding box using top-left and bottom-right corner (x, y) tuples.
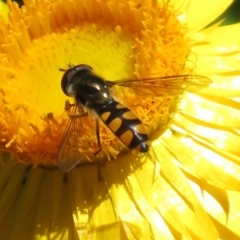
(95, 100), (149, 152)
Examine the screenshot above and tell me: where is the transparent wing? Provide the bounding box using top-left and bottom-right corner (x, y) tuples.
(57, 105), (83, 172)
(107, 75), (212, 96)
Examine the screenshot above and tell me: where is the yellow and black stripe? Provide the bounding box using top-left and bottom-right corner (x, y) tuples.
(95, 100), (149, 152)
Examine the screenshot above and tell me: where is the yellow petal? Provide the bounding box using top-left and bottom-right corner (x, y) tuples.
(0, 0), (8, 22)
(180, 0), (233, 32)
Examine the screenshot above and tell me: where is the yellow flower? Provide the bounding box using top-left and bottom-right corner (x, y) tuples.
(0, 0), (240, 239)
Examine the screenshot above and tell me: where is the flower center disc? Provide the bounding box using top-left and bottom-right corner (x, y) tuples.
(0, 0), (190, 168)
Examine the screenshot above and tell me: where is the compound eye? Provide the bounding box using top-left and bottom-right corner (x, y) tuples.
(61, 70), (72, 96)
(60, 64), (93, 97)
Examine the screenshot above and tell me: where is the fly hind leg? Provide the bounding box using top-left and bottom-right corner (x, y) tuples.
(94, 118), (102, 156)
(65, 100), (102, 156)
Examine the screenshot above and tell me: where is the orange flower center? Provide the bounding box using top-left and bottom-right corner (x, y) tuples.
(0, 0), (191, 168)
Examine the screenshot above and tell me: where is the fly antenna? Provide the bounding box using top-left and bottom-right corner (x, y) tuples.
(68, 63), (75, 68)
(59, 67), (66, 72)
(58, 62), (75, 72)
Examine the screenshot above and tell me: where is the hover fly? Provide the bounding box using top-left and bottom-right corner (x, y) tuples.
(57, 64), (211, 171)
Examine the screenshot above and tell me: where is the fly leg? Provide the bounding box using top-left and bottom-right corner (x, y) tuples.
(94, 118), (102, 155)
(84, 101), (102, 156)
(65, 100), (88, 118)
(65, 100), (76, 111)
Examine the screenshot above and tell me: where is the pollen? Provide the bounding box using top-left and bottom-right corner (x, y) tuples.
(0, 0), (190, 167)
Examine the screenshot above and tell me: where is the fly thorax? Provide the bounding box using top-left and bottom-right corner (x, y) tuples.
(76, 74), (112, 106)
(91, 90), (112, 105)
